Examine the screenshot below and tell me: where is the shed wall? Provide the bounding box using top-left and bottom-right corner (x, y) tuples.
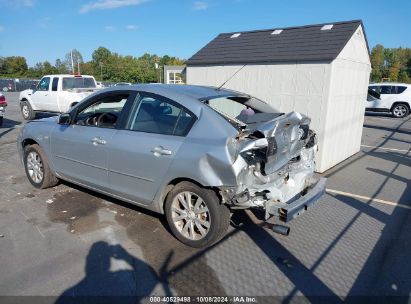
(318, 26), (371, 171)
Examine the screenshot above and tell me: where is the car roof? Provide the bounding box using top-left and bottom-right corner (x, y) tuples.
(100, 84), (249, 101)
(369, 83), (411, 86)
(43, 74), (95, 78)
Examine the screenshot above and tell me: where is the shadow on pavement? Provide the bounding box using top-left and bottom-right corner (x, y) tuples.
(56, 241), (159, 303)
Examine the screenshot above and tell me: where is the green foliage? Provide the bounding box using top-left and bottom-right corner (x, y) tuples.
(370, 45), (411, 83)
(0, 47), (186, 83)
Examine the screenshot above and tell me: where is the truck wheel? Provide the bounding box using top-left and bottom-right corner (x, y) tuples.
(23, 144), (59, 189)
(392, 103), (409, 118)
(21, 101), (36, 120)
(165, 181), (230, 248)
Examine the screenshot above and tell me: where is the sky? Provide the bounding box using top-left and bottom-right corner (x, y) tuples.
(0, 0), (410, 66)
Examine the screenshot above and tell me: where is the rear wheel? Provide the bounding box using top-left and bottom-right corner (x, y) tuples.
(23, 144), (58, 189)
(392, 103), (409, 118)
(21, 101), (36, 120)
(165, 182), (230, 248)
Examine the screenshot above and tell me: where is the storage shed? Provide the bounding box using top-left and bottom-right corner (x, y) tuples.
(186, 20), (371, 172)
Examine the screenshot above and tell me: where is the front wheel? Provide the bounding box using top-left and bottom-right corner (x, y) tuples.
(21, 101), (36, 120)
(23, 144), (59, 189)
(392, 103), (409, 118)
(165, 182), (230, 248)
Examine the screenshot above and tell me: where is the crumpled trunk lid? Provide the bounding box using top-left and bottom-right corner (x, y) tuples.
(241, 111), (313, 175)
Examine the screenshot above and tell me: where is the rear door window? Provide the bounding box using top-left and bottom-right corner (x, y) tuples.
(380, 86), (393, 94)
(127, 93), (196, 136)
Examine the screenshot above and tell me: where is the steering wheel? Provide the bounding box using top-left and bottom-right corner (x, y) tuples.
(85, 113), (100, 126)
(97, 112), (117, 127)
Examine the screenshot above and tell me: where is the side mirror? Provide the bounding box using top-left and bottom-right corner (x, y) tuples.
(30, 84), (37, 91)
(58, 113), (71, 125)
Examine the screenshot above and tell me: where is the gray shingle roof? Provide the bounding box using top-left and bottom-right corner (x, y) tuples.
(187, 20), (368, 66)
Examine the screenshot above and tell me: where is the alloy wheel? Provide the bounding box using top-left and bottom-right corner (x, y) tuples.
(26, 151), (44, 183)
(171, 191), (211, 240)
(393, 105), (407, 117)
(22, 105), (29, 118)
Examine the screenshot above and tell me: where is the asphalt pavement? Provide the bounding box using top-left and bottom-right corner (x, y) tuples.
(0, 92), (410, 303)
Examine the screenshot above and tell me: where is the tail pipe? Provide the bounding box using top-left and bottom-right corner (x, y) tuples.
(245, 209), (290, 236)
(272, 224), (290, 236)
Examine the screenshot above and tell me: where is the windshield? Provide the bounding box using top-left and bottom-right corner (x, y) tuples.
(205, 96), (280, 128)
(62, 77), (96, 90)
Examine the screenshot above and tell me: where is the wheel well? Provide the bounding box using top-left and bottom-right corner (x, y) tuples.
(391, 102), (410, 111)
(22, 138), (38, 148)
(159, 177), (222, 212)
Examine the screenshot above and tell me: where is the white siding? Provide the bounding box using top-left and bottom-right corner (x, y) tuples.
(186, 25), (371, 172)
(319, 26), (371, 171)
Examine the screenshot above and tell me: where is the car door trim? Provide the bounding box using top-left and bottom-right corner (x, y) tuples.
(108, 168), (153, 182)
(55, 154), (107, 170)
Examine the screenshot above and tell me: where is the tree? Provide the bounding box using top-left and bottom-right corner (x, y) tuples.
(55, 59), (68, 74)
(64, 49), (83, 74)
(3, 56), (28, 75)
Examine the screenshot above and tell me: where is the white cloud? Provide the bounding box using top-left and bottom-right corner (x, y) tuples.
(0, 26), (4, 32)
(125, 24), (137, 30)
(193, 1), (208, 10)
(38, 17), (50, 28)
(80, 0), (149, 14)
(104, 25), (116, 32)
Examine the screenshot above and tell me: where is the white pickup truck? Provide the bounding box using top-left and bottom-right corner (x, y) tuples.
(19, 74), (100, 120)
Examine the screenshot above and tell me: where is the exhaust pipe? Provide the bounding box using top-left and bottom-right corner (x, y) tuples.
(272, 224), (290, 236)
(244, 209), (290, 236)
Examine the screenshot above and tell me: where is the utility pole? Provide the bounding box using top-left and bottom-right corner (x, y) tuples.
(70, 50), (75, 74)
(77, 61), (80, 75)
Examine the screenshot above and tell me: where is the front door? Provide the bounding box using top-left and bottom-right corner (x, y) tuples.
(31, 76), (50, 110)
(50, 92), (133, 190)
(107, 92), (196, 205)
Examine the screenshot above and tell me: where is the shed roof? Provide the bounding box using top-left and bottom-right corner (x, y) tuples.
(187, 20), (368, 66)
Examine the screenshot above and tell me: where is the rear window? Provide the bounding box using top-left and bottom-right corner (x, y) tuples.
(62, 77), (96, 90)
(205, 96), (280, 128)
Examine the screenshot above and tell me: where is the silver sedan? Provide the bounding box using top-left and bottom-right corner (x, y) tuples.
(18, 84), (325, 247)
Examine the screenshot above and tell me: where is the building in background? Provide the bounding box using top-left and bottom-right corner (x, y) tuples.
(164, 65), (185, 84)
(186, 20), (371, 172)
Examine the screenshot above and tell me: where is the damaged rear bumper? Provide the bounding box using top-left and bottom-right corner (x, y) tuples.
(266, 177), (327, 222)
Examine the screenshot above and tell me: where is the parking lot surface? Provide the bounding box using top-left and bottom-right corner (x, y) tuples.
(0, 92), (410, 302)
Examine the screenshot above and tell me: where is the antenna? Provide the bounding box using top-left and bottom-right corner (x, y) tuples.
(216, 64), (247, 90)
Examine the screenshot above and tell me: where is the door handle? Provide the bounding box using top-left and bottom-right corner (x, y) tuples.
(91, 137), (107, 145)
(151, 146), (172, 156)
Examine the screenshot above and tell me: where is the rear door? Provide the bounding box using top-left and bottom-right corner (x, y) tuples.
(50, 91), (134, 190)
(107, 92), (196, 205)
(378, 85), (395, 110)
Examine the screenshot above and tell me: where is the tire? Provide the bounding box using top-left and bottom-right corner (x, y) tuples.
(21, 101), (36, 120)
(391, 103), (409, 118)
(165, 181), (230, 248)
(23, 144), (58, 189)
